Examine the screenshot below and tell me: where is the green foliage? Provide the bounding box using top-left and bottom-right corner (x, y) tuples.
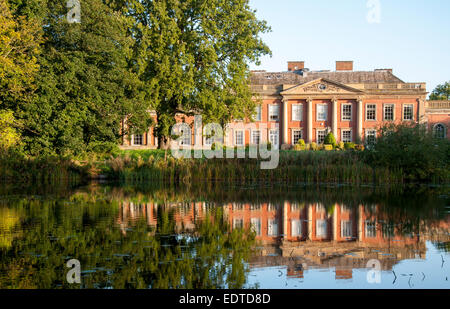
(0, 110), (20, 152)
(128, 0), (271, 147)
(324, 132), (336, 147)
(429, 81), (450, 100)
(0, 192), (256, 288)
(324, 144), (333, 151)
(362, 123), (450, 182)
(98, 149), (412, 186)
(344, 142), (356, 150)
(293, 143), (305, 151)
(19, 0), (152, 156)
(0, 0), (41, 108)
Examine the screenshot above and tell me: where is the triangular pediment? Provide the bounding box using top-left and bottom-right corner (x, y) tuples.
(280, 78), (364, 95)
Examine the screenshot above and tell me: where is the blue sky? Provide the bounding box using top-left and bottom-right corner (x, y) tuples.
(248, 0), (450, 95)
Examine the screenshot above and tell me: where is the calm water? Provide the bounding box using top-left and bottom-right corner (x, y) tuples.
(0, 183), (449, 289)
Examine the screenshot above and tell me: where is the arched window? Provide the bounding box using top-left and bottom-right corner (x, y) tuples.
(433, 124), (447, 139)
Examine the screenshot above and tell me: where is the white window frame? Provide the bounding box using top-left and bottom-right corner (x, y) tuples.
(254, 105), (262, 122)
(233, 218), (244, 229)
(316, 104), (328, 121)
(292, 104), (303, 121)
(341, 129), (352, 143)
(365, 221), (377, 238)
(251, 218), (261, 236)
(341, 220), (353, 238)
(269, 129), (279, 147)
(251, 130), (261, 145)
(433, 123), (447, 139)
(316, 129), (327, 144)
(402, 104), (414, 121)
(268, 219), (278, 236)
(341, 103), (352, 121)
(234, 130), (245, 146)
(383, 104), (395, 121)
(268, 104), (279, 122)
(132, 134), (143, 146)
(316, 219), (327, 238)
(292, 129), (303, 145)
(291, 219), (302, 237)
(365, 129), (377, 144)
(365, 104), (377, 121)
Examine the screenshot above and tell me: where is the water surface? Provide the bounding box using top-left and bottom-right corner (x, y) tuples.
(0, 183), (449, 289)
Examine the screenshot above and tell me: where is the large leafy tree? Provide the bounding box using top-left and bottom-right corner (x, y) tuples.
(0, 0), (41, 112)
(429, 81), (450, 100)
(128, 0), (271, 148)
(21, 0), (152, 156)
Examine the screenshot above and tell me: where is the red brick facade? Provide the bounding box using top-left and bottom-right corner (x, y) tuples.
(121, 61), (450, 149)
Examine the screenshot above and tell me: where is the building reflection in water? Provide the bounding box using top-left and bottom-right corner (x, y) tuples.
(115, 200), (450, 281)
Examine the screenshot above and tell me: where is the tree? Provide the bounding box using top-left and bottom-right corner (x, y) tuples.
(363, 123), (450, 182)
(429, 81), (450, 100)
(128, 0), (271, 148)
(0, 0), (41, 111)
(324, 132), (336, 147)
(21, 0), (153, 156)
(0, 110), (20, 152)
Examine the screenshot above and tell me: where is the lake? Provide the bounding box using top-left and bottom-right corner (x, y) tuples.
(0, 183), (449, 289)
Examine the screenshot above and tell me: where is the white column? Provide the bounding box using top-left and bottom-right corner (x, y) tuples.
(357, 99), (363, 142)
(282, 98), (289, 145)
(418, 98), (426, 124)
(332, 98), (338, 139)
(307, 98), (313, 143)
(283, 201), (288, 239)
(333, 204), (338, 241)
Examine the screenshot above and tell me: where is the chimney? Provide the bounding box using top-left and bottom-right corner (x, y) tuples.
(375, 68), (393, 74)
(288, 61), (305, 72)
(336, 61), (353, 71)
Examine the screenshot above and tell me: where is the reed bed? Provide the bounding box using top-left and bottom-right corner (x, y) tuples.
(0, 154), (85, 185)
(102, 150), (410, 186)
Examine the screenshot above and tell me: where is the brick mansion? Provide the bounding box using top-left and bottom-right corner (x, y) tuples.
(121, 61), (450, 149)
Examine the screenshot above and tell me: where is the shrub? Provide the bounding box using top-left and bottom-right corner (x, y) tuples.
(363, 123), (450, 182)
(355, 144), (365, 151)
(337, 141), (345, 150)
(311, 142), (318, 151)
(324, 144), (333, 151)
(297, 139), (306, 147)
(211, 142), (223, 151)
(344, 142), (356, 150)
(0, 110), (21, 154)
(294, 144), (306, 151)
(324, 132), (336, 147)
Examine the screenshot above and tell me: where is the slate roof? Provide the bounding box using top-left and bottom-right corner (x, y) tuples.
(250, 70), (405, 85)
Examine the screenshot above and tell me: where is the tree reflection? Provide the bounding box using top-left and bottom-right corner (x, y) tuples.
(0, 196), (256, 289)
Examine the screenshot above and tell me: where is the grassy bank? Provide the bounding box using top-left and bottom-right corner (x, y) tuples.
(99, 149), (426, 186)
(0, 153), (87, 185)
(1, 149), (448, 186)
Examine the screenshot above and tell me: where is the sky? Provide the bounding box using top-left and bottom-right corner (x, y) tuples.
(248, 0), (450, 95)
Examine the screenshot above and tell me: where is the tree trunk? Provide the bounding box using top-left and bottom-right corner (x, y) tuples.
(157, 135), (170, 161)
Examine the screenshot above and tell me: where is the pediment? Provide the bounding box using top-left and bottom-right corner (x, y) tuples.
(280, 78), (364, 95)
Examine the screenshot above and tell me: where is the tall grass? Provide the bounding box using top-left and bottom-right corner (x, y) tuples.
(101, 150), (413, 186)
(0, 153), (86, 185)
